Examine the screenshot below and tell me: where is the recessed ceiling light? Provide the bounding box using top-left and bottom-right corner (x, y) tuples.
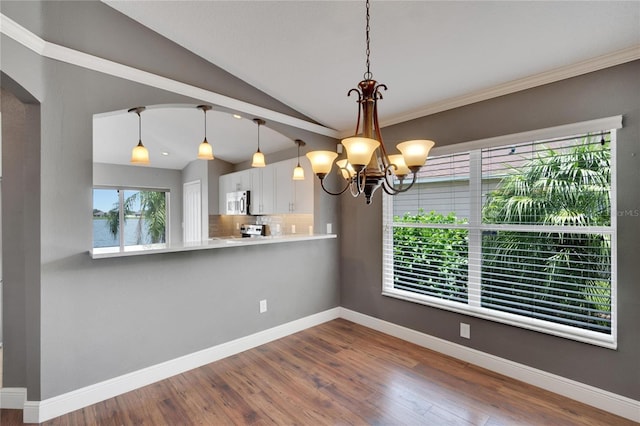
(233, 114), (242, 119)
(161, 151), (169, 156)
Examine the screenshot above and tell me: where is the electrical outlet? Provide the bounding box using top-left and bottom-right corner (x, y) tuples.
(326, 223), (332, 234)
(259, 299), (267, 313)
(291, 225), (296, 234)
(460, 323), (470, 339)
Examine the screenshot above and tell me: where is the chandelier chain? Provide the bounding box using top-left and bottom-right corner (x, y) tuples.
(364, 0), (372, 80)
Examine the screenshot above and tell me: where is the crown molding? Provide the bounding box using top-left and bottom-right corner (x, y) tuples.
(0, 13), (46, 53)
(379, 45), (640, 130)
(0, 13), (340, 139)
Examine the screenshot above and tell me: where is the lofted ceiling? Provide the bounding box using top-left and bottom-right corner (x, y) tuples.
(96, 1), (640, 169)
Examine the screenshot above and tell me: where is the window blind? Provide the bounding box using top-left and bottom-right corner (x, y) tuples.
(383, 122), (617, 347)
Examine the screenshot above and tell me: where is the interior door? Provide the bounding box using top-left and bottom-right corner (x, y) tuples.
(183, 180), (202, 243)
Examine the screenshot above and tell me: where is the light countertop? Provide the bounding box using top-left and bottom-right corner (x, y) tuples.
(90, 234), (337, 259)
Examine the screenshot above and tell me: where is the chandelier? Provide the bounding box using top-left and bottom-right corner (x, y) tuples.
(305, 0), (435, 204)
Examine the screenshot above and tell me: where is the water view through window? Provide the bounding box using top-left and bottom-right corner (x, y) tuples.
(93, 188), (167, 250)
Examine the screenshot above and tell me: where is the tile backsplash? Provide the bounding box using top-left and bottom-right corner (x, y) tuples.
(209, 214), (314, 238)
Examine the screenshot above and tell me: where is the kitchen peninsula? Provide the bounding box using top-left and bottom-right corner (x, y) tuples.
(90, 233), (336, 259)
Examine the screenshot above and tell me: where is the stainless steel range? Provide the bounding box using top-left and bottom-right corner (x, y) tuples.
(240, 224), (266, 238)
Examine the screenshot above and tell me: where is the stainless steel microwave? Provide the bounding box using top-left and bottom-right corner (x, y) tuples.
(226, 191), (250, 215)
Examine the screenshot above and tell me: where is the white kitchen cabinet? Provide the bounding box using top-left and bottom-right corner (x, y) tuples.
(219, 157), (313, 215)
(274, 158), (313, 214)
(219, 170), (251, 214)
(293, 156), (314, 214)
(218, 173), (232, 213)
(250, 167), (275, 215)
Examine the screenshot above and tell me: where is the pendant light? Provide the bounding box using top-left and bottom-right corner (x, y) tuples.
(251, 118), (266, 168)
(305, 0), (435, 204)
(197, 105), (214, 160)
(129, 106), (149, 165)
(292, 139), (306, 180)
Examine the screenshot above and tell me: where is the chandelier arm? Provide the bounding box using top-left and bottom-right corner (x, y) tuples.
(356, 170), (368, 194)
(381, 180), (401, 196)
(348, 88), (363, 136)
(383, 163), (400, 190)
(383, 170), (419, 195)
(319, 177), (352, 196)
(372, 92), (389, 163)
(349, 180), (361, 197)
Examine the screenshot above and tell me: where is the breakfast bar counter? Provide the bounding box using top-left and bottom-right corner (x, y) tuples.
(90, 234), (337, 259)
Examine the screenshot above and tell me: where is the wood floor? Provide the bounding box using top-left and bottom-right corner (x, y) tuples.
(1, 319), (634, 425)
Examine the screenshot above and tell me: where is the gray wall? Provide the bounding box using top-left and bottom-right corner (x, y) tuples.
(342, 60), (640, 400)
(0, 84), (41, 397)
(93, 163), (183, 245)
(1, 0), (339, 401)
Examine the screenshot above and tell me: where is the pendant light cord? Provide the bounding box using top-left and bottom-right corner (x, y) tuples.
(257, 121), (261, 152)
(203, 108), (207, 140)
(137, 110), (142, 143)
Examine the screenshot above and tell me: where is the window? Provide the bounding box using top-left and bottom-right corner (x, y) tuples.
(93, 188), (169, 253)
(383, 117), (620, 348)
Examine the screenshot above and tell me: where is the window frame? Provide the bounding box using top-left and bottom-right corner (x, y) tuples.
(92, 186), (171, 254)
(383, 116), (621, 349)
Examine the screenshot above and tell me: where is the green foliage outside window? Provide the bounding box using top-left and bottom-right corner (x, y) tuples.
(393, 210), (468, 303)
(482, 138), (611, 332)
(393, 137), (612, 333)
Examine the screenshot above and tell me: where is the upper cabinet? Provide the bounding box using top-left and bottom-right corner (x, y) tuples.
(219, 157), (313, 215)
(250, 167), (275, 215)
(274, 158), (313, 214)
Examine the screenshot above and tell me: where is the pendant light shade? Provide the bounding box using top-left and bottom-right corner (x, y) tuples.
(292, 166), (305, 180)
(341, 136), (380, 168)
(252, 151), (266, 168)
(292, 139), (306, 180)
(306, 150), (338, 177)
(198, 140), (214, 160)
(129, 106), (149, 165)
(252, 118), (266, 168)
(197, 105), (214, 160)
(396, 139), (434, 169)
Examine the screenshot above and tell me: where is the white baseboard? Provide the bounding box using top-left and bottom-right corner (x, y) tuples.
(22, 307), (340, 424)
(339, 308), (640, 423)
(0, 387), (27, 409)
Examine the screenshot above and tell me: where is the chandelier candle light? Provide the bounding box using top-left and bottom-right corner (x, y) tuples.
(197, 105), (214, 160)
(129, 106), (150, 165)
(305, 0), (435, 204)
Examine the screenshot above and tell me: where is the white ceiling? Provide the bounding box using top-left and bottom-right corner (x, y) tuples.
(97, 1), (640, 169)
